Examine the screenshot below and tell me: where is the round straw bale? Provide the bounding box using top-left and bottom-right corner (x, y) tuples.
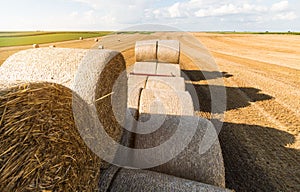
(157, 40), (180, 64)
(132, 62), (157, 75)
(139, 89), (194, 116)
(134, 89), (225, 187)
(95, 38), (99, 42)
(156, 63), (181, 77)
(32, 44), (39, 48)
(135, 40), (157, 62)
(146, 76), (185, 91)
(98, 45), (104, 49)
(134, 115), (225, 188)
(79, 37), (83, 40)
(49, 45), (56, 48)
(0, 82), (101, 191)
(0, 48), (127, 144)
(99, 166), (229, 192)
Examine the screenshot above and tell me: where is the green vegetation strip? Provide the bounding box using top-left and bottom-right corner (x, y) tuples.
(0, 32), (111, 47)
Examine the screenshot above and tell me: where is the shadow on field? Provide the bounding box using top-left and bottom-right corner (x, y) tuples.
(183, 70), (273, 112)
(183, 70), (299, 191)
(181, 70), (233, 81)
(218, 121), (300, 191)
(186, 83), (273, 112)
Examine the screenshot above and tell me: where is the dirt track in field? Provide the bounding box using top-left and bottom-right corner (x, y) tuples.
(1, 33), (299, 191)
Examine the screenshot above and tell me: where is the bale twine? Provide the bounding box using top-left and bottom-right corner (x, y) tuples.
(157, 40), (180, 64)
(146, 76), (185, 91)
(0, 47), (127, 146)
(99, 166), (229, 192)
(134, 89), (225, 187)
(135, 40), (157, 62)
(156, 63), (181, 77)
(0, 82), (101, 191)
(132, 62), (157, 75)
(32, 44), (39, 48)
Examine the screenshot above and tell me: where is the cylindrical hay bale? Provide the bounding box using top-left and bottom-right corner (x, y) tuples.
(139, 89), (194, 116)
(79, 37), (83, 40)
(156, 63), (181, 77)
(132, 62), (157, 75)
(134, 89), (225, 187)
(98, 45), (104, 49)
(0, 47), (127, 144)
(32, 44), (39, 48)
(157, 40), (180, 64)
(49, 45), (56, 48)
(99, 166), (229, 192)
(0, 82), (101, 191)
(135, 40), (157, 62)
(95, 38), (99, 42)
(146, 76), (185, 92)
(134, 115), (226, 188)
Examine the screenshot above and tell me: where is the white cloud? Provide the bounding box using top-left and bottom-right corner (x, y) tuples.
(273, 11), (297, 20)
(150, 1), (268, 18)
(5, 0), (297, 31)
(271, 1), (289, 12)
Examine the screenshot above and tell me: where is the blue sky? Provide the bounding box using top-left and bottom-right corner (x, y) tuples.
(0, 0), (299, 31)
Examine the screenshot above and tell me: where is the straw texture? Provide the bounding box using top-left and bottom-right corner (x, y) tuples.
(99, 166), (229, 192)
(146, 76), (185, 91)
(132, 62), (157, 75)
(157, 40), (180, 64)
(139, 89), (194, 116)
(0, 82), (101, 191)
(156, 63), (181, 77)
(135, 40), (157, 62)
(128, 75), (148, 111)
(134, 116), (225, 188)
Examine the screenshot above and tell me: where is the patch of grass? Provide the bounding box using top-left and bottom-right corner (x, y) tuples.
(0, 31), (111, 47)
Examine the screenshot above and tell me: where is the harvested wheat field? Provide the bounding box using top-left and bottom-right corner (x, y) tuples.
(0, 32), (299, 191)
(192, 33), (300, 191)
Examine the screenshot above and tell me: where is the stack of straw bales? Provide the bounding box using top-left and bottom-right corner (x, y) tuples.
(0, 48), (127, 191)
(128, 39), (226, 188)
